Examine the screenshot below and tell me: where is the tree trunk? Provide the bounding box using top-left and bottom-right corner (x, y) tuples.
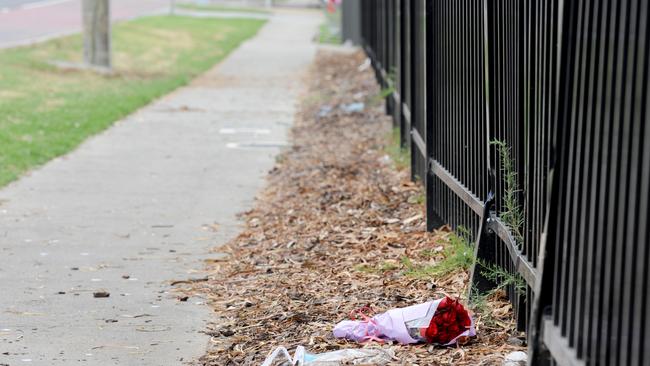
(82, 0), (111, 69)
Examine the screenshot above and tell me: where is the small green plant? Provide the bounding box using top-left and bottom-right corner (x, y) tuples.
(369, 85), (395, 106)
(385, 127), (410, 170)
(274, 154), (286, 164)
(354, 264), (375, 274)
(379, 261), (399, 272)
(402, 227), (474, 278)
(442, 228), (475, 272)
(490, 140), (525, 246)
(477, 259), (527, 297)
(468, 284), (500, 328)
(369, 68), (396, 105)
(407, 191), (425, 204)
(354, 261), (399, 274)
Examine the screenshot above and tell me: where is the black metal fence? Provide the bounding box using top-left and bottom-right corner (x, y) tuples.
(355, 0), (650, 365)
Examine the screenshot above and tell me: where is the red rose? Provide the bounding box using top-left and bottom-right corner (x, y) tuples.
(423, 297), (471, 344)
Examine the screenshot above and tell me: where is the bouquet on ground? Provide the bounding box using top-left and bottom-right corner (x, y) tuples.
(333, 297), (475, 345)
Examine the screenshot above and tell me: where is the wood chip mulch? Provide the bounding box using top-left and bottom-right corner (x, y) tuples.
(188, 50), (524, 365)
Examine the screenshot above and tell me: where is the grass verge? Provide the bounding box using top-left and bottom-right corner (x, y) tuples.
(0, 15), (265, 187)
(176, 3), (270, 14)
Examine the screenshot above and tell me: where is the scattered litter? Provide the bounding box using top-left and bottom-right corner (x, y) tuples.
(104, 319), (118, 323)
(178, 296), (189, 302)
(135, 325), (171, 333)
(93, 291), (110, 298)
(122, 275), (130, 279)
(503, 351), (527, 366)
(402, 214), (423, 225)
(204, 257), (228, 264)
(120, 314), (151, 319)
(91, 345), (140, 350)
(70, 267), (79, 271)
(170, 277), (208, 286)
(352, 92), (366, 100)
(56, 291), (66, 295)
(334, 297), (475, 345)
(219, 128), (271, 135)
(507, 336), (526, 347)
(341, 102), (365, 113)
(317, 105), (333, 117)
(5, 311), (44, 316)
(261, 346), (394, 366)
(90, 278), (102, 282)
(358, 57), (371, 72)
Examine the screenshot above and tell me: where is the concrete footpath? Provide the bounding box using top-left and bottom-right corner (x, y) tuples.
(0, 10), (319, 365)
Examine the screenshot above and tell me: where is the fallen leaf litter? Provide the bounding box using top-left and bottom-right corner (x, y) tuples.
(186, 51), (524, 365)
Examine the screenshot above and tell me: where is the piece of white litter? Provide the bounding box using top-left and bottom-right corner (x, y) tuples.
(219, 128), (271, 135)
(226, 142), (239, 149)
(90, 278), (102, 282)
(502, 351), (527, 366)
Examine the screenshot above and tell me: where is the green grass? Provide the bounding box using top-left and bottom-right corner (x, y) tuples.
(402, 229), (475, 279)
(0, 15), (265, 187)
(407, 191), (425, 204)
(318, 23), (342, 44)
(385, 127), (410, 171)
(355, 261), (400, 274)
(318, 10), (341, 44)
(176, 3), (270, 14)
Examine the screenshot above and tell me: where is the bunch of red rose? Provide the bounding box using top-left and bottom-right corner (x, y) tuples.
(422, 297), (472, 344)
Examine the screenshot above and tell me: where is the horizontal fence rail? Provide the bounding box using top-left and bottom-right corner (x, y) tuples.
(353, 0), (650, 365)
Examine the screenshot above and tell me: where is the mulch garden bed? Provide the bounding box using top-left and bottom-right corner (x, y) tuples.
(188, 50), (524, 365)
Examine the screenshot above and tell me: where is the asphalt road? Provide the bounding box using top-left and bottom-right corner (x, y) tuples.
(0, 0), (42, 9)
(0, 0), (171, 48)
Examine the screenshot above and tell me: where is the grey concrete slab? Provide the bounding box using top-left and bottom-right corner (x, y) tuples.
(0, 9), (320, 366)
